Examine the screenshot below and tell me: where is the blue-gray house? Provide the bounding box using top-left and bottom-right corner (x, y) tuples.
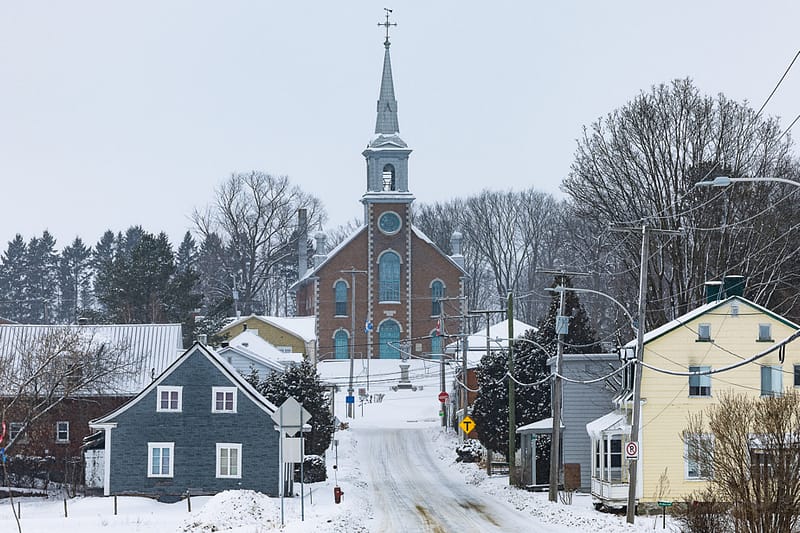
(89, 342), (280, 498)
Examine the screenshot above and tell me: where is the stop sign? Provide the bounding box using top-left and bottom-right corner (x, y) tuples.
(438, 391), (449, 403)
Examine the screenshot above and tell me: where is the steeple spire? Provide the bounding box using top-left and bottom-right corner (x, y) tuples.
(375, 9), (399, 135)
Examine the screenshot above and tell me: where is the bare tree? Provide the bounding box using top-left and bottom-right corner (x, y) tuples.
(192, 171), (324, 316)
(683, 390), (800, 533)
(563, 78), (800, 327)
(0, 327), (136, 452)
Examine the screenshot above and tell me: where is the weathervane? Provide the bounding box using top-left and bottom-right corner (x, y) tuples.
(378, 8), (396, 47)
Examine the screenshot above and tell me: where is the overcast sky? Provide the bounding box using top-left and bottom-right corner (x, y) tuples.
(2, 1), (799, 251)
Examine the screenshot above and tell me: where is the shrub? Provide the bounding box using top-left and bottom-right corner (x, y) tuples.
(455, 440), (483, 463)
(293, 455), (326, 483)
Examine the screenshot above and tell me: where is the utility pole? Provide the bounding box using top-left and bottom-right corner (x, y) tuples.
(610, 225), (681, 524)
(507, 291), (517, 485)
(342, 268), (367, 418)
(548, 281), (567, 501)
(627, 227), (649, 523)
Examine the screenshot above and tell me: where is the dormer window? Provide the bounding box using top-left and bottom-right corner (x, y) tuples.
(382, 164), (396, 191)
(697, 324), (711, 342)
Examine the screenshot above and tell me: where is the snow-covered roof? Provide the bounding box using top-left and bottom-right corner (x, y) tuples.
(445, 319), (536, 357)
(517, 417), (564, 434)
(0, 323), (184, 395)
(623, 295), (800, 348)
(586, 411), (629, 439)
(410, 226), (467, 275)
(218, 331), (286, 373)
(221, 315), (316, 343)
(290, 225), (368, 288)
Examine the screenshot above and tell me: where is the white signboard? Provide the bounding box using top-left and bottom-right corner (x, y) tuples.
(625, 441), (639, 460)
(271, 397), (312, 434)
(282, 437), (304, 463)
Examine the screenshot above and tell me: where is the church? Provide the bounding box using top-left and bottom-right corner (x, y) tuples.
(291, 21), (466, 361)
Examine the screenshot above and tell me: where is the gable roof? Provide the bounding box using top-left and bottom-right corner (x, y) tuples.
(90, 343), (277, 425)
(623, 295), (800, 348)
(290, 225), (368, 289)
(221, 315), (316, 343)
(218, 330), (288, 373)
(0, 323), (183, 395)
(410, 226), (468, 275)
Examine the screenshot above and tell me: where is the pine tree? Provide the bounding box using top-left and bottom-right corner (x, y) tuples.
(0, 235), (28, 321)
(471, 276), (599, 456)
(58, 237), (93, 323)
(251, 360), (334, 456)
(25, 232), (59, 323)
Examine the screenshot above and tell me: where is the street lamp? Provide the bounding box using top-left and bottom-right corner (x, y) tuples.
(695, 176), (800, 188)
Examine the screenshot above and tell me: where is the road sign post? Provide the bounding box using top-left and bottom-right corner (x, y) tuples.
(459, 415), (475, 436)
(625, 441), (639, 460)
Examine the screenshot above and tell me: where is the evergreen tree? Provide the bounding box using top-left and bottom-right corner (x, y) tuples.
(0, 235), (28, 321)
(25, 231), (59, 323)
(58, 237), (93, 323)
(250, 360), (334, 456)
(170, 232), (204, 347)
(92, 230), (116, 320)
(471, 276), (599, 456)
(196, 232), (233, 317)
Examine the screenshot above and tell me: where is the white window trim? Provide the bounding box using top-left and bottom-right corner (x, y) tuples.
(216, 443), (242, 479)
(56, 421), (70, 443)
(9, 422), (26, 443)
(758, 323), (773, 342)
(212, 386), (238, 413)
(156, 386), (183, 412)
(147, 442), (174, 478)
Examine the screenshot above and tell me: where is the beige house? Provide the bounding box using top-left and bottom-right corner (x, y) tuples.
(589, 277), (800, 507)
(218, 315), (316, 360)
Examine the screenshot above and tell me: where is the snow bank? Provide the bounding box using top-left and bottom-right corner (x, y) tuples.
(179, 490), (280, 532)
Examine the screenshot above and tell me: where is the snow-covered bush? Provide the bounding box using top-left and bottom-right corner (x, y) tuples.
(294, 454), (326, 482)
(455, 440), (483, 463)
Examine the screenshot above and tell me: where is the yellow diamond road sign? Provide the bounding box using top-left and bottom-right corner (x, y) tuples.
(459, 415), (476, 435)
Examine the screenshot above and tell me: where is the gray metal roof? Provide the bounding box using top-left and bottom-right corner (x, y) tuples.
(375, 43), (400, 135)
(0, 324), (184, 395)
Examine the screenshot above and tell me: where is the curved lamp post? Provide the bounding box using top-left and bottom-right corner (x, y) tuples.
(696, 176), (800, 188)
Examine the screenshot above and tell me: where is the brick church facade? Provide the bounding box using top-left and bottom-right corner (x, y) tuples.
(291, 31), (465, 361)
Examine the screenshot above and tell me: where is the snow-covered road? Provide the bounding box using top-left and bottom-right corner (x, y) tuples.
(361, 426), (547, 532)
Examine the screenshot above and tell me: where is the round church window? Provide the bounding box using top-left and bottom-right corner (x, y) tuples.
(378, 211), (402, 235)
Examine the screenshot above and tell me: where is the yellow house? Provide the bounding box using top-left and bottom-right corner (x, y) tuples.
(589, 279), (800, 508)
(218, 314), (316, 360)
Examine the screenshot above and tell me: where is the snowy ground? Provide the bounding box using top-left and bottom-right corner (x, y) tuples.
(0, 359), (678, 532)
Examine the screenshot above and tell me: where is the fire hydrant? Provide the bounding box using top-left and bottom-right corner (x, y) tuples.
(334, 485), (343, 504)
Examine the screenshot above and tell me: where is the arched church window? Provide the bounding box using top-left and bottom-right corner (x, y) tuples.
(431, 331), (442, 359)
(379, 320), (401, 359)
(431, 280), (445, 316)
(379, 252), (401, 301)
(334, 330), (349, 359)
(382, 164), (396, 191)
(334, 280), (348, 316)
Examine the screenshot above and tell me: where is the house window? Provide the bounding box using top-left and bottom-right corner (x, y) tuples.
(379, 320), (401, 359)
(758, 323), (773, 342)
(212, 387), (237, 413)
(157, 386), (182, 412)
(431, 280), (445, 316)
(685, 435), (713, 480)
(603, 437), (623, 481)
(216, 443), (242, 479)
(9, 422), (26, 443)
(334, 330), (349, 360)
(697, 323), (711, 342)
(794, 364), (800, 387)
(689, 366), (711, 397)
(334, 280), (348, 316)
(56, 421), (69, 443)
(148, 442), (174, 478)
(379, 252), (401, 302)
(761, 365), (783, 397)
